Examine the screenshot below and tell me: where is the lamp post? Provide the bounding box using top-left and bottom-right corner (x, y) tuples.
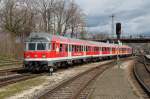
(117, 40), (122, 68)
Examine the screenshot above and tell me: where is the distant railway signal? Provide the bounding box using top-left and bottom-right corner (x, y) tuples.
(116, 23), (121, 39)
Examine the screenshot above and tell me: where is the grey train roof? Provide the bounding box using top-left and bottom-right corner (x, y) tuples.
(25, 32), (52, 42)
(25, 32), (129, 48)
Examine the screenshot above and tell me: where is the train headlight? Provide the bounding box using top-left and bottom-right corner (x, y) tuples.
(26, 55), (30, 58)
(34, 54), (38, 58)
(42, 54), (46, 58)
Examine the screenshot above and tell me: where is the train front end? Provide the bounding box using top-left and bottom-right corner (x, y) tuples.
(23, 33), (51, 71)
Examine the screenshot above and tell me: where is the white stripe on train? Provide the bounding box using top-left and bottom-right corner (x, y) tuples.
(24, 53), (131, 61)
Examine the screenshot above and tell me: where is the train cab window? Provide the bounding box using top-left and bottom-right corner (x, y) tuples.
(28, 43), (36, 50)
(37, 43), (47, 50)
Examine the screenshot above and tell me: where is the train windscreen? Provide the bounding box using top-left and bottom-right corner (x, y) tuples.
(26, 42), (50, 51)
(28, 43), (36, 50)
(37, 43), (46, 50)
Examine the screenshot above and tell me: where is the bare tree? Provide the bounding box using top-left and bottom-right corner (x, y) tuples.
(33, 0), (56, 32)
(54, 0), (86, 37)
(0, 0), (86, 36)
(0, 0), (36, 36)
(62, 1), (78, 36)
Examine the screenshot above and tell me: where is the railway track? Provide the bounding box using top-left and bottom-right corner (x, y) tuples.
(0, 73), (42, 87)
(0, 67), (23, 76)
(133, 56), (150, 98)
(38, 61), (115, 99)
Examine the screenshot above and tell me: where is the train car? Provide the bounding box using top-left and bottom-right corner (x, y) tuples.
(23, 32), (132, 71)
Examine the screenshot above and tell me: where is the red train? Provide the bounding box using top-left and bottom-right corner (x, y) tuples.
(23, 33), (132, 71)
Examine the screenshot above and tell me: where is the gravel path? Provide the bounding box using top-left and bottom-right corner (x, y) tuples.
(89, 60), (140, 99)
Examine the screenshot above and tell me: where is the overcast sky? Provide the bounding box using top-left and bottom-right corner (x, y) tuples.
(75, 0), (150, 35)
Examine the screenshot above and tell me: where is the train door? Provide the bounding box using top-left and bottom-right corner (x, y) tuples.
(68, 44), (72, 59)
(59, 43), (67, 57)
(83, 45), (86, 57)
(109, 47), (113, 55)
(99, 47), (102, 55)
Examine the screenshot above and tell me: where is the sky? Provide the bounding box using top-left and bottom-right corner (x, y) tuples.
(75, 0), (150, 36)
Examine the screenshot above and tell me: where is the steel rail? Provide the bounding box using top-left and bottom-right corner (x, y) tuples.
(38, 61), (115, 99)
(0, 73), (41, 87)
(133, 59), (150, 96)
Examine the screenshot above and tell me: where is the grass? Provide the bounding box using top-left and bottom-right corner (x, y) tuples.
(0, 55), (22, 69)
(0, 65), (22, 70)
(0, 76), (46, 99)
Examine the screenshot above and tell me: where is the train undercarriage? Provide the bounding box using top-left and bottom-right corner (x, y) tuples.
(23, 54), (131, 72)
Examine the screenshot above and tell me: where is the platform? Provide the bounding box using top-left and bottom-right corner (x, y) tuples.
(89, 61), (139, 99)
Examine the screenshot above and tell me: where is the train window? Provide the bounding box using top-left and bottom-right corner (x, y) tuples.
(79, 46), (80, 52)
(28, 43), (36, 50)
(76, 45), (77, 52)
(96, 47), (99, 51)
(81, 46), (83, 51)
(69, 45), (71, 52)
(112, 48), (115, 51)
(60, 44), (63, 52)
(72, 45), (75, 52)
(88, 46), (91, 51)
(72, 45), (73, 52)
(48, 43), (51, 50)
(37, 43), (46, 50)
(65, 44), (68, 52)
(77, 46), (79, 52)
(105, 47), (107, 51)
(73, 45), (75, 52)
(52, 43), (56, 51)
(107, 47), (109, 51)
(79, 46), (81, 52)
(102, 47), (104, 51)
(74, 45), (76, 52)
(77, 45), (79, 52)
(75, 45), (77, 52)
(99, 47), (101, 51)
